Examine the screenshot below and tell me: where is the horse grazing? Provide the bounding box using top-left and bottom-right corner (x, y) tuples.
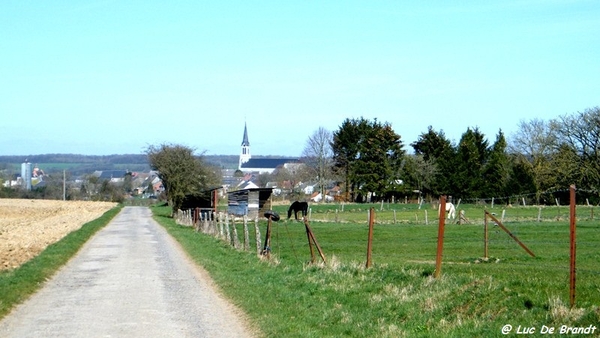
(287, 201), (308, 220)
(438, 202), (456, 220)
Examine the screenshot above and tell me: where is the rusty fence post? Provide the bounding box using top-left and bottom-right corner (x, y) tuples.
(434, 196), (446, 278)
(485, 211), (535, 258)
(569, 184), (577, 308)
(303, 217), (326, 264)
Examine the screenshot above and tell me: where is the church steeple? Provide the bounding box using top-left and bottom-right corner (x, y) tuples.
(239, 122), (251, 169)
(241, 122), (250, 147)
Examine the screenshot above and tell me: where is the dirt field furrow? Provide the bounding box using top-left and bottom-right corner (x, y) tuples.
(0, 199), (117, 270)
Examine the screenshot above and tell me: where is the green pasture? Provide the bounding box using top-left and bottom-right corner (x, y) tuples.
(273, 202), (595, 224)
(155, 204), (600, 337)
(5, 163), (73, 172)
(3, 162), (149, 174)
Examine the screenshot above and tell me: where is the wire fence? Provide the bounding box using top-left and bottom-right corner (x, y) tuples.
(174, 188), (600, 307)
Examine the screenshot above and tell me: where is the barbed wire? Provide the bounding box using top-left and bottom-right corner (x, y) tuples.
(449, 187), (599, 205)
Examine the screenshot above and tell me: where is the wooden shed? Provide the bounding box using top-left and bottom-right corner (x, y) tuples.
(227, 188), (273, 219)
(181, 187), (220, 213)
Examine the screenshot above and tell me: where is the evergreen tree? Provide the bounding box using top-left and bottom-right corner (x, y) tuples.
(332, 118), (369, 201)
(352, 120), (404, 201)
(455, 127), (489, 199)
(332, 118), (404, 202)
(482, 130), (510, 198)
(505, 155), (537, 204)
(410, 126), (455, 196)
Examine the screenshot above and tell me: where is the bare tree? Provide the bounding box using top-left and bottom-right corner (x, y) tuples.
(554, 106), (600, 191)
(508, 118), (558, 198)
(401, 154), (438, 197)
(508, 118), (557, 161)
(301, 127), (334, 201)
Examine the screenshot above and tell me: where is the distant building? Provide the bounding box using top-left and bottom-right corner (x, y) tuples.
(238, 122), (300, 174)
(21, 161), (32, 191)
(92, 170), (129, 183)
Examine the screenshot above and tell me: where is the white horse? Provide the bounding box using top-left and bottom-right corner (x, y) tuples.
(438, 202), (456, 220)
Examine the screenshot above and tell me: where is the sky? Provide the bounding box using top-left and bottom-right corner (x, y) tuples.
(1, 1), (598, 157)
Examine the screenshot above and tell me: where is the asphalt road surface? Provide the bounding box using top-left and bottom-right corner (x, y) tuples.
(0, 206), (253, 338)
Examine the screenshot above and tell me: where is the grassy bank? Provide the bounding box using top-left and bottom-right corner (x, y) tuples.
(0, 205), (123, 319)
(153, 204), (600, 337)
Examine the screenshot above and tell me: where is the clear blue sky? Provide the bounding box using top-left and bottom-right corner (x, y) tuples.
(1, 1), (598, 157)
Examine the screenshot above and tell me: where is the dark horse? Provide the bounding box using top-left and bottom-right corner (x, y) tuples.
(287, 201), (308, 220)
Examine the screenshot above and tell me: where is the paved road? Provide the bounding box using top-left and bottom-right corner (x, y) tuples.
(0, 206), (253, 338)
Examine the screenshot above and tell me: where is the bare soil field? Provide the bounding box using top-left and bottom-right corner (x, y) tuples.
(0, 199), (117, 270)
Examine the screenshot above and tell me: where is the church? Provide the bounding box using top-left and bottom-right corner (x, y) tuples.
(238, 123), (300, 174)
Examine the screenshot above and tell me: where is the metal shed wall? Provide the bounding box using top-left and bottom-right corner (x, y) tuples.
(227, 188), (273, 219)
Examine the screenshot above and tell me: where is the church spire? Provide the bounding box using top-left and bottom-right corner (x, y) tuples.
(239, 122), (251, 169)
(241, 122), (250, 146)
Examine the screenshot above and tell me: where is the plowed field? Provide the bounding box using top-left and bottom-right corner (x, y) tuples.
(0, 199), (117, 270)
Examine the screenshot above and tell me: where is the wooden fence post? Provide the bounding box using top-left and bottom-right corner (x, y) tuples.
(254, 216), (261, 256)
(366, 208), (375, 268)
(434, 196), (446, 278)
(219, 214), (224, 239)
(225, 214), (231, 243)
(484, 210), (488, 259)
(243, 215), (249, 251)
(231, 217), (240, 249)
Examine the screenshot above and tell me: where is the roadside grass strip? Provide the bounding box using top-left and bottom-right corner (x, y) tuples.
(0, 205), (123, 319)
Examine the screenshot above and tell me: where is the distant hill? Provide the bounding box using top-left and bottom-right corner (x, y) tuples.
(0, 154), (242, 176)
(0, 154), (150, 176)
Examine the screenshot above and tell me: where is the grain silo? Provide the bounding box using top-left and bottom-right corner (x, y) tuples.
(21, 161), (32, 191)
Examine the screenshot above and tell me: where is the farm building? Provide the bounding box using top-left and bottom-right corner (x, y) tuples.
(92, 170), (129, 182)
(180, 187), (221, 214)
(227, 188), (273, 219)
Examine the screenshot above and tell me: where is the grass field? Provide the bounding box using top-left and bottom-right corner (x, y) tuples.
(154, 203), (600, 337)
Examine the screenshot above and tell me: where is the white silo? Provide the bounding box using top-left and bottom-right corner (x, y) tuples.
(21, 161), (32, 191)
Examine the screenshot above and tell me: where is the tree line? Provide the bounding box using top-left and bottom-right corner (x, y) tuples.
(145, 106), (599, 213)
(299, 107), (600, 205)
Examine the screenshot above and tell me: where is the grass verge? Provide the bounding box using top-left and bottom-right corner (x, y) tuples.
(153, 204), (600, 337)
(0, 205), (123, 319)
